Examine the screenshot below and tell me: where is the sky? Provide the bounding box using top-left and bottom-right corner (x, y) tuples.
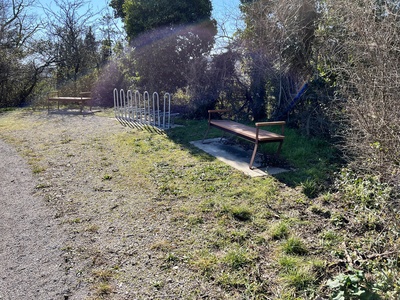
(35, 0), (242, 39)
(212, 0), (242, 35)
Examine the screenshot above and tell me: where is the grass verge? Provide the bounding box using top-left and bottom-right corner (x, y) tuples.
(0, 109), (398, 299)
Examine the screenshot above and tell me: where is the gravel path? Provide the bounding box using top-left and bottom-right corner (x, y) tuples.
(0, 112), (224, 299)
(0, 139), (88, 300)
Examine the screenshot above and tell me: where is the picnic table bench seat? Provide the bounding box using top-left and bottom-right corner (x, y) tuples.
(203, 109), (285, 169)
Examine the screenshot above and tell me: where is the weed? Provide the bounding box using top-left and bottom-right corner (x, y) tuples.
(190, 250), (217, 276)
(85, 224), (100, 233)
(327, 268), (379, 300)
(32, 165), (46, 174)
(217, 272), (247, 288)
(322, 192), (334, 203)
(223, 247), (253, 270)
(301, 178), (320, 198)
(35, 183), (51, 189)
(161, 252), (179, 270)
(150, 240), (173, 252)
(373, 259), (400, 298)
(357, 212), (384, 232)
(230, 229), (249, 244)
(68, 218), (82, 224)
(230, 205), (253, 221)
(282, 237), (308, 256)
(282, 267), (315, 291)
(330, 213), (348, 227)
(335, 169), (392, 208)
(279, 255), (302, 273)
(319, 230), (342, 248)
(270, 221), (290, 240)
(278, 255), (315, 293)
(61, 137), (72, 144)
(187, 215), (204, 225)
(199, 199), (216, 212)
(310, 259), (326, 275)
(310, 205), (331, 218)
(165, 252), (179, 263)
(102, 174), (113, 180)
(95, 283), (113, 295)
(152, 280), (164, 290)
(92, 269), (113, 281)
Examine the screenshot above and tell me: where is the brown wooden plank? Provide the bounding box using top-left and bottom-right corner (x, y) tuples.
(48, 97), (91, 101)
(210, 120), (284, 142)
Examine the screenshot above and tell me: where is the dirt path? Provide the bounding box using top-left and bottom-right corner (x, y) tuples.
(0, 139), (85, 300)
(0, 112), (229, 299)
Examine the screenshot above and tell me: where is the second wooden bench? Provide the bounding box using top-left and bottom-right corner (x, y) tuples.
(48, 91), (92, 112)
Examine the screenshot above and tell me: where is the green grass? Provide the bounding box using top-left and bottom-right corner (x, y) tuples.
(282, 237), (308, 256)
(0, 110), (398, 299)
(270, 221), (290, 240)
(169, 119), (340, 191)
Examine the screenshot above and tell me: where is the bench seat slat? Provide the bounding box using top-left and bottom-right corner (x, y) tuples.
(48, 97), (91, 101)
(210, 120), (284, 142)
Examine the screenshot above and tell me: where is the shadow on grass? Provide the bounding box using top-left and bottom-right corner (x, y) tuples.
(165, 118), (342, 188)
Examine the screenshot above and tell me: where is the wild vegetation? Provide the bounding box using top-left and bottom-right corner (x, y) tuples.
(0, 110), (398, 299)
(1, 0), (400, 298)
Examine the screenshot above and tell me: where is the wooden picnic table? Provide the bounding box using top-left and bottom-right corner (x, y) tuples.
(47, 92), (92, 112)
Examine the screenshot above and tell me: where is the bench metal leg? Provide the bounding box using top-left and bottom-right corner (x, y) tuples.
(249, 141), (259, 170)
(202, 125), (210, 143)
(219, 132), (226, 143)
(277, 141), (283, 155)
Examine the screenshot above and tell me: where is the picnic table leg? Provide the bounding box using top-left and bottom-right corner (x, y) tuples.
(249, 141), (259, 170)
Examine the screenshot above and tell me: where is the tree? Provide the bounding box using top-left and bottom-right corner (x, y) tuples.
(110, 0), (216, 93)
(0, 0), (46, 107)
(120, 0), (213, 40)
(238, 0), (319, 121)
(45, 0), (99, 94)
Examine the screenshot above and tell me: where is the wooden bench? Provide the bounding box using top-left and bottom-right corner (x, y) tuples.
(48, 91), (92, 112)
(203, 109), (285, 169)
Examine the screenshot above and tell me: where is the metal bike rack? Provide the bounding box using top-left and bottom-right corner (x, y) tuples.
(113, 89), (173, 129)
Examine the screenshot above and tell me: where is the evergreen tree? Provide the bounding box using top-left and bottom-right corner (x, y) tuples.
(110, 0), (216, 92)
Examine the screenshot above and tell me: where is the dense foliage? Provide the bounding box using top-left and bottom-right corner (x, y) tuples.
(110, 0), (217, 93)
(0, 0), (46, 106)
(119, 0), (213, 40)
